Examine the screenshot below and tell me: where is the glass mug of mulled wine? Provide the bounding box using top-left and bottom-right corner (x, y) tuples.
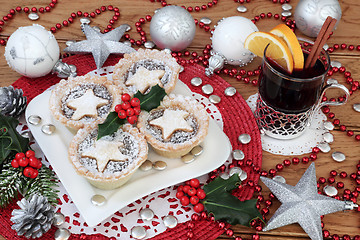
(254, 38), (350, 140)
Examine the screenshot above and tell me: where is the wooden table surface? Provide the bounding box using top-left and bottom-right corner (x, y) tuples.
(0, 0), (359, 239)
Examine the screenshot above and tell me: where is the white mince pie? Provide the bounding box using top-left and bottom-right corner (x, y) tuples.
(68, 124), (148, 190)
(49, 75), (123, 129)
(137, 94), (209, 158)
(113, 48), (181, 94)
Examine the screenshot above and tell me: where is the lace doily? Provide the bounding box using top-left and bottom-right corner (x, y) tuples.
(20, 66), (224, 239)
(246, 93), (328, 155)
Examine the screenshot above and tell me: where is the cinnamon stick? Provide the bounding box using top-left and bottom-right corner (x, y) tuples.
(304, 16), (337, 69)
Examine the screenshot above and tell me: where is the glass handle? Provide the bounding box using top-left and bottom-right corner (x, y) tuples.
(317, 83), (350, 109)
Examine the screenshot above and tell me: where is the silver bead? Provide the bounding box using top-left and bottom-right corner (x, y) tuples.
(41, 124), (56, 135)
(28, 13), (39, 21)
(131, 226), (147, 239)
(239, 171), (248, 181)
(323, 185), (338, 197)
(331, 60), (342, 68)
(323, 121), (334, 131)
(54, 228), (70, 240)
(140, 160), (153, 171)
(220, 172), (230, 180)
(332, 151), (346, 162)
(163, 48), (172, 54)
(139, 208), (154, 221)
(232, 149), (245, 160)
(125, 25), (131, 31)
(163, 215), (178, 228)
(327, 78), (338, 85)
(144, 41), (155, 49)
(238, 133), (251, 144)
(181, 154), (195, 164)
(205, 53), (225, 76)
(323, 132), (334, 143)
(202, 84), (214, 95)
(191, 145), (203, 156)
(91, 194), (106, 206)
(344, 201), (359, 210)
(153, 161), (167, 170)
(353, 103), (360, 112)
(53, 212), (65, 227)
(200, 17), (212, 25)
(80, 17), (91, 25)
(317, 142), (331, 153)
(65, 40), (76, 47)
(209, 95), (221, 104)
(229, 167), (243, 177)
(179, 66), (184, 73)
(28, 115), (42, 125)
(190, 77), (202, 87)
(92, 26), (101, 32)
(282, 10), (292, 17)
(282, 3), (292, 11)
(224, 87), (236, 96)
(323, 44), (329, 51)
(273, 175), (286, 184)
(21, 130), (32, 139)
(236, 5), (248, 13)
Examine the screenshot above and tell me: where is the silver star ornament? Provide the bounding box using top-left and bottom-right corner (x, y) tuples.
(260, 163), (358, 240)
(64, 24), (135, 69)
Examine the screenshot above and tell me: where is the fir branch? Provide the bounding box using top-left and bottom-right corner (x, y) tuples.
(23, 166), (59, 206)
(0, 163), (22, 208)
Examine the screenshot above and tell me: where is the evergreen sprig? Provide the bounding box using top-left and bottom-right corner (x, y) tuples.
(0, 162), (22, 207)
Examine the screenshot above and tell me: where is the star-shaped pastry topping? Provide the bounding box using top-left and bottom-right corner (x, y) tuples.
(261, 163), (355, 240)
(149, 109), (193, 140)
(64, 24), (135, 69)
(67, 89), (109, 120)
(81, 139), (128, 172)
(125, 66), (165, 94)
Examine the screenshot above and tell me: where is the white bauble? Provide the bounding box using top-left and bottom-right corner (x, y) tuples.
(150, 5), (196, 51)
(4, 24), (60, 78)
(211, 16), (258, 66)
(294, 0), (342, 38)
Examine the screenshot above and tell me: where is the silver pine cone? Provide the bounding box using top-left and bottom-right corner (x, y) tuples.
(0, 86), (27, 118)
(11, 194), (55, 239)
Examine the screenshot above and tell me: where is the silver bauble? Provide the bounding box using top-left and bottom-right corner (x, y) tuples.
(294, 0), (342, 37)
(150, 5), (196, 51)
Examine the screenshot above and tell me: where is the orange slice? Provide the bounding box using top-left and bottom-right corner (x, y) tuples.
(270, 24), (304, 70)
(244, 31), (294, 73)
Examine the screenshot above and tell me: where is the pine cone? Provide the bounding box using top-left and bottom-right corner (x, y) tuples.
(0, 86), (27, 118)
(11, 194), (55, 239)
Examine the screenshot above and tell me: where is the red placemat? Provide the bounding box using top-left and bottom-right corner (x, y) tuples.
(2, 54), (262, 240)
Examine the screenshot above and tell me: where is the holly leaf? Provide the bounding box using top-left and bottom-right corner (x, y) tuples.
(0, 114), (29, 153)
(134, 85), (166, 112)
(97, 112), (126, 139)
(0, 136), (12, 164)
(203, 174), (263, 226)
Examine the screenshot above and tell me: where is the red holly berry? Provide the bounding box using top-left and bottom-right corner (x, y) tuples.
(177, 185), (184, 192)
(11, 159), (19, 168)
(176, 191), (184, 199)
(31, 169), (39, 178)
(23, 166), (38, 178)
(114, 104), (122, 113)
(193, 203), (204, 213)
(190, 196), (199, 205)
(25, 150), (35, 158)
(196, 189), (206, 199)
(121, 93), (131, 102)
(118, 110), (127, 119)
(29, 156), (39, 168)
(18, 157), (29, 167)
(130, 98), (140, 107)
(183, 185), (191, 194)
(15, 152), (25, 160)
(190, 178), (200, 188)
(126, 108), (135, 116)
(37, 161), (42, 169)
(180, 196), (190, 206)
(188, 187), (197, 196)
(127, 115), (138, 124)
(121, 101), (131, 110)
(134, 106), (141, 115)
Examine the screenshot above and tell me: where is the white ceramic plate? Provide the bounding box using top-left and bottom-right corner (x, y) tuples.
(25, 81), (231, 227)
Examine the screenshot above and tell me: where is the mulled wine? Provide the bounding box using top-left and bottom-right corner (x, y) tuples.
(259, 53), (327, 113)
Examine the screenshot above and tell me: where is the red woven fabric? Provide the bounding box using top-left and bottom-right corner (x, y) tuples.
(1, 54), (262, 240)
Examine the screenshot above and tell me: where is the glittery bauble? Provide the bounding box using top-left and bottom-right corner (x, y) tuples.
(150, 5), (196, 51)
(212, 16), (258, 66)
(294, 0), (342, 37)
(4, 24), (60, 78)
